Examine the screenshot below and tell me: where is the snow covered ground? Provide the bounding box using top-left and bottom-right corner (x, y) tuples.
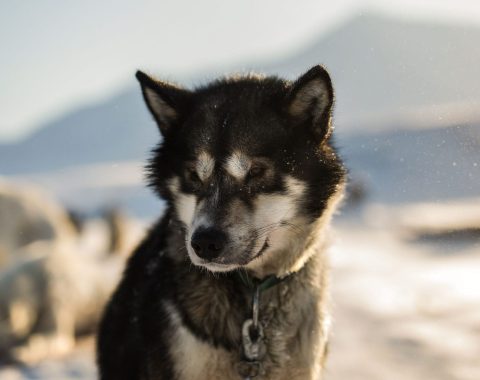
(328, 218), (480, 380)
(1, 202), (479, 380)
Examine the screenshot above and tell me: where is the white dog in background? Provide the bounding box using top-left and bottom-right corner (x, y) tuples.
(0, 179), (144, 364)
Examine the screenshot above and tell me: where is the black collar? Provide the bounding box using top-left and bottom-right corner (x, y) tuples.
(235, 270), (289, 293)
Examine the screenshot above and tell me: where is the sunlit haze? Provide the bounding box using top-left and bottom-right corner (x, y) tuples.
(1, 0), (480, 141)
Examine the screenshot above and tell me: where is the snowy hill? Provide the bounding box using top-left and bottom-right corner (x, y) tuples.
(341, 124), (480, 203)
(0, 90), (157, 174)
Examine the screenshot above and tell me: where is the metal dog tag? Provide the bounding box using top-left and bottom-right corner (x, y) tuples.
(237, 360), (261, 379)
(242, 318), (266, 361)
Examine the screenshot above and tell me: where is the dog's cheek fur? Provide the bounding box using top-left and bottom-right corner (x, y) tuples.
(303, 146), (346, 219)
(167, 177), (197, 228)
(251, 176), (306, 251)
(146, 145), (174, 201)
(254, 177), (304, 227)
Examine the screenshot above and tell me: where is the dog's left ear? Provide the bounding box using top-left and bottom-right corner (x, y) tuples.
(136, 70), (191, 135)
(287, 65), (334, 143)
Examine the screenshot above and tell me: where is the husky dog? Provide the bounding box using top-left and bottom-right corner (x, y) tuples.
(97, 65), (346, 380)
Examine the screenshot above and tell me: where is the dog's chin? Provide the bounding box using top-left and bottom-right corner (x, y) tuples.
(199, 262), (241, 273)
(186, 239), (270, 273)
(185, 249), (239, 272)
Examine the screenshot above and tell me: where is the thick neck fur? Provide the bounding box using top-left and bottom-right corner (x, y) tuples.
(164, 220), (331, 379)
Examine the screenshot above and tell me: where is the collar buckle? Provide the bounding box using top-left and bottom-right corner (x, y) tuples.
(236, 271), (291, 379)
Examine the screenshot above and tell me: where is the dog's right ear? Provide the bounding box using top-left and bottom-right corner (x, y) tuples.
(136, 70), (191, 135)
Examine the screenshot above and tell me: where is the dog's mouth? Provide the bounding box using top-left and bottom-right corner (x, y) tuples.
(189, 238), (270, 273)
(253, 238), (269, 259)
(197, 262), (240, 272)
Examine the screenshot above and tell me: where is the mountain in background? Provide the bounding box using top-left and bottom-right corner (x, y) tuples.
(267, 13), (480, 124)
(1, 13), (479, 213)
(0, 90), (158, 174)
(342, 124), (480, 203)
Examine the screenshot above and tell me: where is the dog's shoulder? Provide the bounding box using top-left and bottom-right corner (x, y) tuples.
(97, 210), (176, 380)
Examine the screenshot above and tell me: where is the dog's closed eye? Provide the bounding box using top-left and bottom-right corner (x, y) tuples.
(186, 167), (202, 187)
(247, 164), (267, 181)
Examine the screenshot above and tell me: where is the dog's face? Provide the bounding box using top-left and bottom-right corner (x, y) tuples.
(137, 66), (345, 272)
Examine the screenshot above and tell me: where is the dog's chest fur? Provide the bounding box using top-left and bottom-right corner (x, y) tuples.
(161, 242), (330, 380)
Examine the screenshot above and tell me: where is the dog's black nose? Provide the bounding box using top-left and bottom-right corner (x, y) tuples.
(191, 228), (227, 260)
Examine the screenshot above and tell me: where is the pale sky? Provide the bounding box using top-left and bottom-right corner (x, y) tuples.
(1, 0), (480, 142)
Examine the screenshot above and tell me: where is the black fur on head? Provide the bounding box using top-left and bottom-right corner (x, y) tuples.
(137, 64), (345, 214)
(136, 65), (345, 270)
(137, 65), (342, 188)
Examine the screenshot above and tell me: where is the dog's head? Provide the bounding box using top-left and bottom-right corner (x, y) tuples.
(137, 66), (345, 273)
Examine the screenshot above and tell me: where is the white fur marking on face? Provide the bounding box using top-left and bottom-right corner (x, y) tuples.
(177, 194), (196, 227)
(251, 175), (306, 253)
(168, 177), (196, 227)
(225, 151), (251, 180)
(285, 176), (307, 197)
(196, 152), (215, 182)
(256, 176), (305, 222)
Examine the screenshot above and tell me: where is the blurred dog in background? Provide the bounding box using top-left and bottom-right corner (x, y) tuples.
(0, 180), (143, 364)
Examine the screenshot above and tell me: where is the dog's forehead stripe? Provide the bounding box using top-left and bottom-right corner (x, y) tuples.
(196, 152), (215, 181)
(225, 151), (251, 179)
